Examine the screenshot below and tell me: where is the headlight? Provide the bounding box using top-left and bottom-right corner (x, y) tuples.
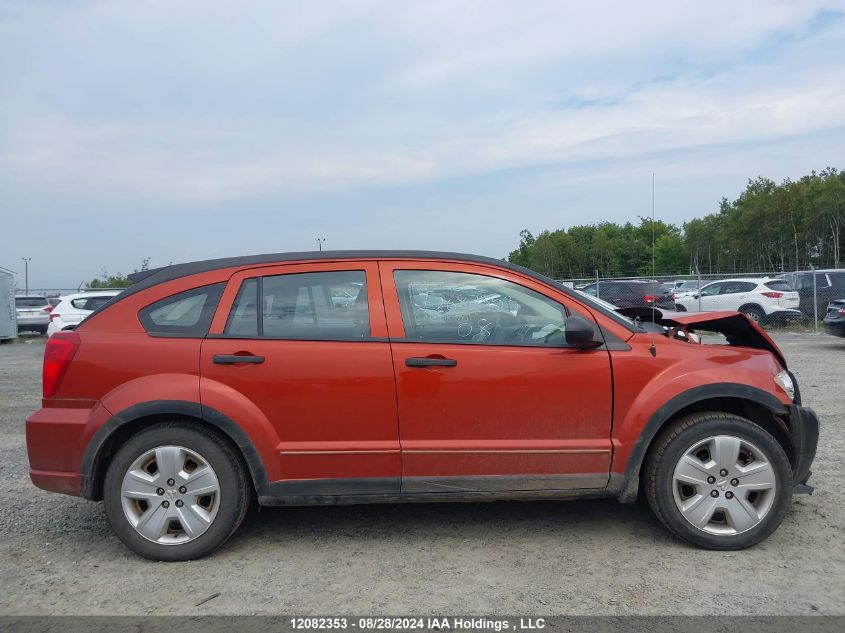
(774, 370), (795, 401)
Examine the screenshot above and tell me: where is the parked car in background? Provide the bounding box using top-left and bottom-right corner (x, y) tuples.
(672, 280), (703, 301)
(778, 268), (845, 318)
(822, 299), (845, 338)
(674, 278), (801, 323)
(657, 282), (675, 297)
(580, 280), (675, 310)
(47, 290), (122, 337)
(779, 269), (845, 319)
(15, 295), (51, 334)
(26, 250), (817, 560)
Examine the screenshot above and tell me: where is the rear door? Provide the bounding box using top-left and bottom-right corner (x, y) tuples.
(719, 281), (757, 311)
(380, 261), (613, 493)
(200, 261), (400, 495)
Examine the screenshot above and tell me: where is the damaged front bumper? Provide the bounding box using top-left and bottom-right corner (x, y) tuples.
(788, 404), (819, 494)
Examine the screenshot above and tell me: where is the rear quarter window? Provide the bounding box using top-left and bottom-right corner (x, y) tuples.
(71, 296), (116, 310)
(139, 283), (225, 336)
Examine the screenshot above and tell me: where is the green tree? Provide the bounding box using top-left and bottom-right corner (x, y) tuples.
(86, 257), (151, 289)
(507, 167), (844, 278)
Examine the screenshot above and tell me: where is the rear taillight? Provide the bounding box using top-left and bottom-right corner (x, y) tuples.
(643, 295), (659, 302)
(761, 291), (783, 298)
(43, 331), (80, 398)
(839, 308), (845, 317)
(49, 312), (61, 322)
(42, 305), (53, 313)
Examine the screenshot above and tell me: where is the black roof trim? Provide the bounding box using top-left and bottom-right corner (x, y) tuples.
(85, 250), (638, 332)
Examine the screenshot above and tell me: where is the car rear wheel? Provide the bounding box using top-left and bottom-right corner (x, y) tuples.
(103, 422), (250, 561)
(739, 305), (765, 323)
(644, 412), (792, 550)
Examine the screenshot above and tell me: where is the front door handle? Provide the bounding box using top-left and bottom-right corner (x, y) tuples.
(405, 357), (457, 368)
(213, 354), (265, 364)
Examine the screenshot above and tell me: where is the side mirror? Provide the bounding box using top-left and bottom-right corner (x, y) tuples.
(564, 315), (601, 349)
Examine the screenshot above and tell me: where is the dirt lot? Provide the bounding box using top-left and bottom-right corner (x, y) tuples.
(0, 333), (843, 616)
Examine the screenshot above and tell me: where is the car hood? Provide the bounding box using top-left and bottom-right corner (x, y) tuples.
(616, 307), (787, 367)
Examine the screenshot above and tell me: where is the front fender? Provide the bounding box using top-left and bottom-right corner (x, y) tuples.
(612, 381), (788, 502)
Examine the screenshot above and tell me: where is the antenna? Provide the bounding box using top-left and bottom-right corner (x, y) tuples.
(650, 173), (657, 357)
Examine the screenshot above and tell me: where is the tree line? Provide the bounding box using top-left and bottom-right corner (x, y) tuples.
(507, 168), (845, 280)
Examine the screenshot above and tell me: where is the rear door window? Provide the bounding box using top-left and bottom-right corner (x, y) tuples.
(815, 273), (832, 289)
(139, 284), (225, 336)
(225, 270), (370, 340)
(721, 281), (756, 294)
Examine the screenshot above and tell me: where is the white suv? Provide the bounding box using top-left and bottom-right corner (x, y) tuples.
(47, 290), (122, 337)
(674, 277), (801, 323)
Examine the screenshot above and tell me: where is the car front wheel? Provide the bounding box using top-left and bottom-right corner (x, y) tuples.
(644, 412), (793, 549)
(103, 422), (250, 561)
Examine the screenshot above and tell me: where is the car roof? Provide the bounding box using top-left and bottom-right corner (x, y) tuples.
(123, 250), (545, 300)
(15, 294), (47, 299)
(703, 278), (771, 284)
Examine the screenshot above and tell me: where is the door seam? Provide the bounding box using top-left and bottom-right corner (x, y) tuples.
(376, 261), (405, 488)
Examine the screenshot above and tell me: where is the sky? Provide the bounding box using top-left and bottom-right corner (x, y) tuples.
(1, 1), (845, 289)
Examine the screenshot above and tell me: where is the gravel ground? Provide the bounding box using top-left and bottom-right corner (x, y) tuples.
(0, 333), (843, 616)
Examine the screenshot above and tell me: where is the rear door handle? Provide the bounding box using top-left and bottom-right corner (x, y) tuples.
(213, 354), (265, 364)
(405, 357), (457, 368)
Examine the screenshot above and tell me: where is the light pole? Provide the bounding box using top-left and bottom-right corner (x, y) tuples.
(21, 257), (31, 295)
(316, 238), (326, 252)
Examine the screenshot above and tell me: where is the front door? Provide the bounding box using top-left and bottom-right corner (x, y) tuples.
(380, 261), (613, 493)
(200, 261), (400, 496)
(696, 281), (723, 311)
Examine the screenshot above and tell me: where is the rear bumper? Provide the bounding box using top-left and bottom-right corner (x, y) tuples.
(823, 321), (845, 337)
(26, 405), (96, 498)
(787, 404), (819, 489)
(16, 315), (49, 326)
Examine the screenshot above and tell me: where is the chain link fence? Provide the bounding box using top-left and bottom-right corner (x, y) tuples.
(12, 271), (845, 336)
(556, 268), (845, 331)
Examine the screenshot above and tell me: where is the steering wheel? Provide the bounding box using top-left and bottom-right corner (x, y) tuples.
(456, 311), (521, 342)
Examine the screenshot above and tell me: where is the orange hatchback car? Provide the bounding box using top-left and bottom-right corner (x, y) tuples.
(26, 251), (818, 560)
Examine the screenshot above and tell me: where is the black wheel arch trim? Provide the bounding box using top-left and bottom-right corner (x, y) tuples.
(616, 382), (790, 503)
(81, 399), (269, 500)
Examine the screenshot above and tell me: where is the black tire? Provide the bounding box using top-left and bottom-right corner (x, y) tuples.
(739, 304), (765, 324)
(674, 304), (687, 312)
(644, 412), (793, 550)
(103, 422), (250, 561)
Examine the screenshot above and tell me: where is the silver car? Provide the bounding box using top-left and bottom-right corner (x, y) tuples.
(15, 295), (50, 334)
